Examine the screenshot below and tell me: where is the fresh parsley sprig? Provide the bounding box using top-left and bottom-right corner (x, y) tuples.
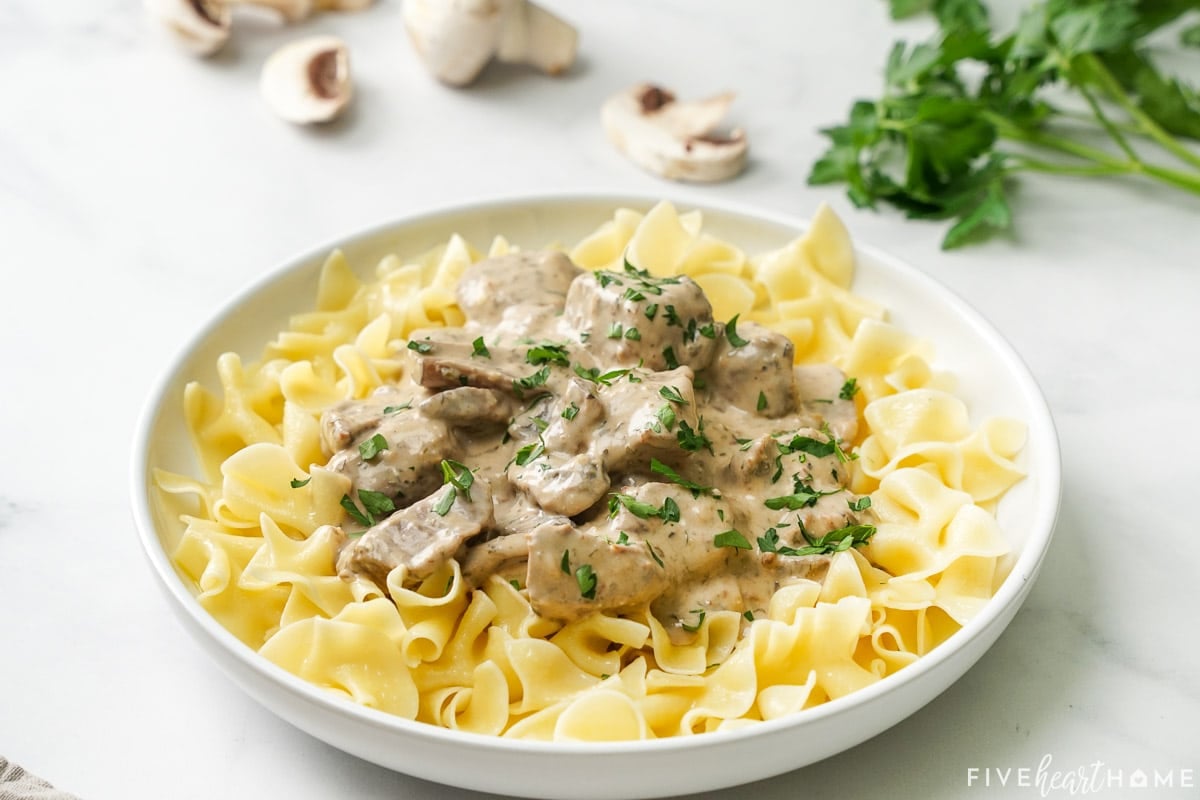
(811, 0), (1200, 248)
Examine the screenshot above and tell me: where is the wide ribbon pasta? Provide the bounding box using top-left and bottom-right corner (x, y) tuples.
(156, 202), (1025, 740)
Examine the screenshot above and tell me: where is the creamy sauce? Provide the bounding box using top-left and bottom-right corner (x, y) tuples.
(325, 251), (873, 640)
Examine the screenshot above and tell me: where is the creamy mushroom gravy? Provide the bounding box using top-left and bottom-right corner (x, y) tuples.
(323, 250), (874, 641)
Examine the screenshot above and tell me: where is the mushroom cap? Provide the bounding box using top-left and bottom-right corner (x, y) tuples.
(260, 35), (354, 124)
(144, 0), (231, 56)
(601, 83), (749, 183)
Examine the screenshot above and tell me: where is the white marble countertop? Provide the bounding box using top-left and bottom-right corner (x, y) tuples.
(2, 1), (1198, 798)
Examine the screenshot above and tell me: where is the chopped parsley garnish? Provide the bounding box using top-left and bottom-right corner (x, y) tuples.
(684, 318), (697, 343)
(660, 497), (681, 523)
(513, 366), (551, 396)
(659, 385), (688, 405)
(526, 344), (569, 367)
(664, 305), (682, 327)
(647, 542), (664, 568)
(624, 327), (641, 341)
(713, 529), (752, 550)
(736, 437), (755, 451)
(341, 491), (395, 527)
(510, 579), (522, 591)
(662, 346), (680, 370)
(358, 433), (388, 462)
(743, 610), (755, 622)
(839, 377), (859, 400)
(677, 418), (713, 453)
(513, 440), (545, 467)
(698, 322), (716, 339)
(573, 364), (632, 386)
(725, 314), (750, 347)
(780, 435), (834, 457)
(406, 340), (433, 354)
(289, 477), (311, 488)
(575, 564), (598, 600)
(655, 404), (677, 432)
(849, 496), (872, 512)
(681, 609), (706, 633)
(440, 459), (474, 501)
(608, 492), (680, 523)
(433, 489), (456, 516)
(607, 322), (624, 339)
(472, 337), (491, 358)
(624, 288), (646, 302)
(359, 489), (396, 520)
(650, 458), (714, 496)
(760, 522), (877, 556)
(644, 303), (659, 320)
(340, 494), (371, 526)
(561, 550), (571, 574)
(757, 391), (768, 412)
(383, 401), (412, 414)
(608, 493), (660, 519)
(562, 402), (580, 421)
(764, 478), (840, 510)
(616, 531), (630, 545)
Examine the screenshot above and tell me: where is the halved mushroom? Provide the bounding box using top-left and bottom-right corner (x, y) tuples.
(402, 0), (578, 87)
(601, 83), (749, 183)
(260, 36), (353, 124)
(144, 0), (232, 56)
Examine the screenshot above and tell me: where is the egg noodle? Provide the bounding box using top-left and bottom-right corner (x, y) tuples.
(154, 202), (1025, 740)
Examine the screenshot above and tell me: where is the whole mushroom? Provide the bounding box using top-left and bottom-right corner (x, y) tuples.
(260, 36), (354, 124)
(402, 0), (578, 87)
(601, 83), (749, 183)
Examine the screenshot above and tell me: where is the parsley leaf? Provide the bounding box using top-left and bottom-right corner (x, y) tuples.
(358, 433), (388, 462)
(650, 458), (714, 496)
(839, 377), (859, 400)
(815, 0), (1200, 248)
(439, 459), (474, 501)
(713, 529), (752, 550)
(472, 337), (491, 358)
(659, 385), (688, 405)
(526, 344), (569, 367)
(849, 496), (872, 512)
(340, 494), (372, 527)
(289, 477), (311, 488)
(680, 609), (706, 633)
(677, 418), (713, 453)
(406, 340), (433, 354)
(433, 488), (456, 517)
(575, 564), (598, 599)
(562, 402), (579, 421)
(725, 314), (750, 347)
(358, 489), (396, 520)
(383, 401), (412, 414)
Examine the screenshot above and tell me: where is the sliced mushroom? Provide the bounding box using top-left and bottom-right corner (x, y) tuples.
(144, 0), (232, 56)
(402, 0), (578, 87)
(260, 36), (353, 124)
(601, 83), (749, 183)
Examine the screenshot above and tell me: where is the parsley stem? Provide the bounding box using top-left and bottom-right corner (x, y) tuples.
(1006, 157), (1128, 178)
(986, 113), (1200, 196)
(1078, 53), (1200, 173)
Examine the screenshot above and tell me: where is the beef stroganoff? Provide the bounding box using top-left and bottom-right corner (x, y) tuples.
(156, 202), (1025, 740)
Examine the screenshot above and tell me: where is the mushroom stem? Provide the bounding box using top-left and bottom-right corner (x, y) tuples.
(403, 0), (578, 87)
(494, 0), (576, 75)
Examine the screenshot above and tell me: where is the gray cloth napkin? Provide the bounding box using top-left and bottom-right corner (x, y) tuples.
(0, 758), (80, 800)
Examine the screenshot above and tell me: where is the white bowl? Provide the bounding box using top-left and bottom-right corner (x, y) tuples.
(130, 194), (1061, 800)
